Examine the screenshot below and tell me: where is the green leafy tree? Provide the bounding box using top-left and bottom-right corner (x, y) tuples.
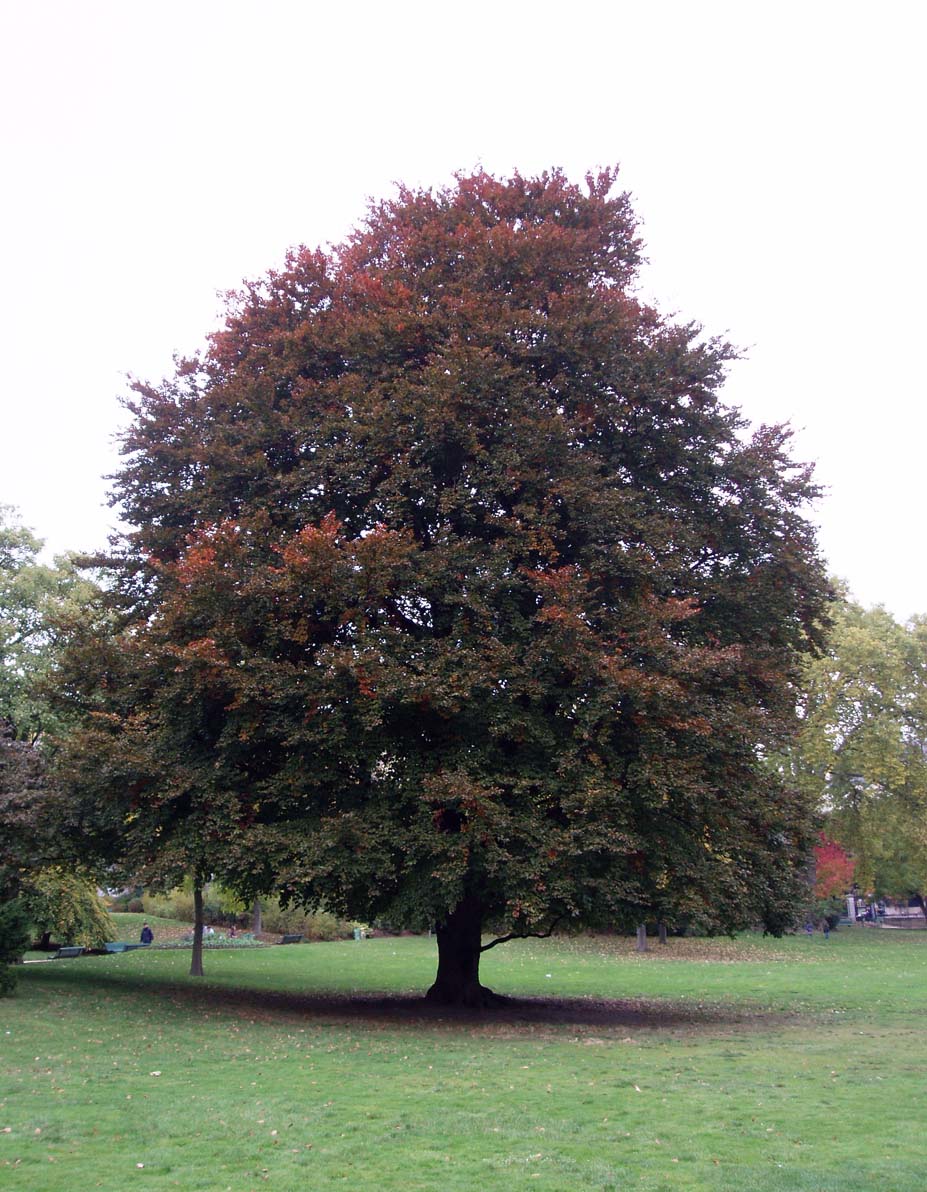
(0, 505), (99, 742)
(58, 168), (830, 1004)
(1, 505), (48, 739)
(0, 509), (116, 959)
(789, 600), (927, 917)
(1, 728), (119, 962)
(19, 868), (115, 949)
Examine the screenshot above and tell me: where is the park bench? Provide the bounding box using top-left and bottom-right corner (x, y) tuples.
(54, 946), (84, 959)
(279, 933), (303, 944)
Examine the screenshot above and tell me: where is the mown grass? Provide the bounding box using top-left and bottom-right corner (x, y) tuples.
(22, 913), (202, 963)
(3, 926), (927, 1190)
(109, 912), (205, 944)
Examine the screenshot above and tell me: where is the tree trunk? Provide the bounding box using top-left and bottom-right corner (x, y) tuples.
(190, 880), (205, 977)
(425, 896), (498, 1008)
(636, 923), (648, 952)
(251, 897), (262, 935)
(915, 893), (927, 925)
(658, 921), (668, 946)
(38, 930), (52, 951)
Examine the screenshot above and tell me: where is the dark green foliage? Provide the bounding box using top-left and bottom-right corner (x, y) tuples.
(0, 727), (48, 893)
(0, 897), (31, 995)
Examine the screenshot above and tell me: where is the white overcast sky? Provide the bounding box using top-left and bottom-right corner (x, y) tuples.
(1, 1), (923, 620)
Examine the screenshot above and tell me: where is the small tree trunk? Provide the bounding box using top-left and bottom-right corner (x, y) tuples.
(252, 898), (262, 935)
(190, 880), (205, 977)
(658, 921), (668, 945)
(636, 923), (648, 952)
(425, 895), (498, 1008)
(915, 893), (927, 926)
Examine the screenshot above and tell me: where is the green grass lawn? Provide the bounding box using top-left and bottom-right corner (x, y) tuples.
(109, 912), (205, 944)
(3, 926), (926, 1190)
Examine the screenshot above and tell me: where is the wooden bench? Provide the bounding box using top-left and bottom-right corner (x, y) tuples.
(279, 933), (303, 944)
(54, 946), (84, 959)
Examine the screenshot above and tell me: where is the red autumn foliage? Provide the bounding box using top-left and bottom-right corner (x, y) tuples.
(813, 833), (855, 898)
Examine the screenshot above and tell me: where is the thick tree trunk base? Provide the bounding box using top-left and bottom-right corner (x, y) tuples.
(427, 895), (504, 1009)
(424, 978), (507, 1009)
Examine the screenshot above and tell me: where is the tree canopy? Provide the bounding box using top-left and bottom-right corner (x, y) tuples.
(0, 507), (113, 973)
(788, 599), (927, 915)
(56, 168), (831, 1003)
(0, 505), (100, 742)
(0, 509), (97, 877)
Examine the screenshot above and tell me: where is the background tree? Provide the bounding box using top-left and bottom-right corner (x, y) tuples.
(810, 832), (855, 930)
(1, 724), (115, 958)
(0, 508), (114, 962)
(813, 833), (855, 899)
(0, 721), (48, 893)
(0, 505), (97, 742)
(0, 898), (31, 996)
(59, 168), (830, 1004)
(18, 868), (115, 950)
(789, 599), (927, 917)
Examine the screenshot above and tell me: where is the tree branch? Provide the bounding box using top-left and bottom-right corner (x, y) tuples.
(480, 916), (564, 953)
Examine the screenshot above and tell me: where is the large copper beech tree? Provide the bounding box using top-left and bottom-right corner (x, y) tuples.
(61, 169), (830, 1004)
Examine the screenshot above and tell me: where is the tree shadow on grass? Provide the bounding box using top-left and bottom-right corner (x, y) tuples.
(62, 971), (789, 1035)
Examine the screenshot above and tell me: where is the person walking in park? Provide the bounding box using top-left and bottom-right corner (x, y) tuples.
(140, 922), (154, 945)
